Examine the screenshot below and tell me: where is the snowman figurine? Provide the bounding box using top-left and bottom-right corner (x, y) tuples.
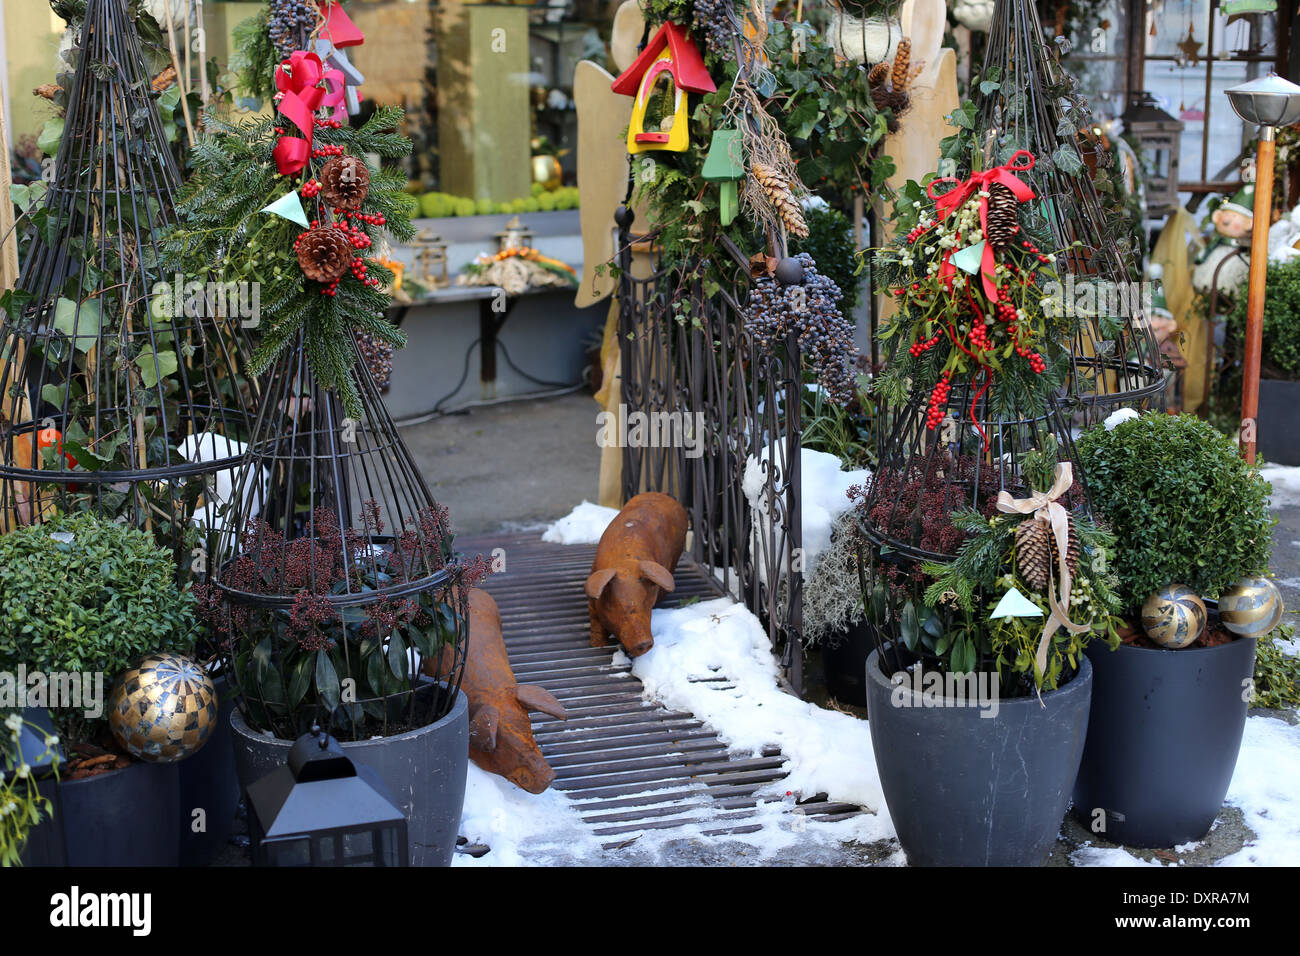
(1192, 184), (1253, 297)
(1267, 199), (1300, 264)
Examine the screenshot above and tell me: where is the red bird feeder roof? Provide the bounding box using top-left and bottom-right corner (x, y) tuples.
(611, 22), (717, 96)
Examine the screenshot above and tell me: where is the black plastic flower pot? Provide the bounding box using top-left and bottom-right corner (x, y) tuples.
(57, 760), (181, 866)
(865, 645), (1093, 866)
(177, 675), (241, 865)
(821, 620), (874, 707)
(1071, 636), (1257, 848)
(231, 681), (469, 866)
(1258, 380), (1300, 466)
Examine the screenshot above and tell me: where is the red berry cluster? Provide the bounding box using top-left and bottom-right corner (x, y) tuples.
(1016, 345), (1047, 373)
(333, 219), (373, 251)
(1020, 238), (1050, 265)
(967, 320), (991, 352)
(311, 144), (345, 159)
(909, 331), (943, 357)
(925, 371), (952, 429)
(314, 117), (343, 129)
(301, 179), (322, 198)
(338, 209), (386, 227)
(906, 224), (928, 244)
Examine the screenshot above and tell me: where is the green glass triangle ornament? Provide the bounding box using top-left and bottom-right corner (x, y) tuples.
(260, 190), (311, 229)
(950, 240), (986, 275)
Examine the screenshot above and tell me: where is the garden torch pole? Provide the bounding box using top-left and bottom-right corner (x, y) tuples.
(1225, 74), (1300, 464)
(1239, 132), (1272, 465)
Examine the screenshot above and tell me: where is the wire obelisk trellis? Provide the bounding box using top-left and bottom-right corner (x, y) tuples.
(0, 0), (256, 571)
(201, 330), (473, 741)
(971, 0), (1165, 417)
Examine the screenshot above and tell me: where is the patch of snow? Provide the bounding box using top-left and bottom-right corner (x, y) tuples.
(1219, 715), (1300, 866)
(1072, 845), (1163, 867)
(1102, 407), (1140, 431)
(453, 764), (601, 867)
(1262, 465), (1300, 509)
(542, 501), (618, 545)
(635, 597), (888, 815)
(742, 446), (869, 582)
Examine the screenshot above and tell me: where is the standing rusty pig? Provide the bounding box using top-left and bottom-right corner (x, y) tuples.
(586, 492), (688, 658)
(426, 588), (567, 794)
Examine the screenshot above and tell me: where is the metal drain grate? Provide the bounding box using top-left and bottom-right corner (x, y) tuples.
(458, 532), (862, 848)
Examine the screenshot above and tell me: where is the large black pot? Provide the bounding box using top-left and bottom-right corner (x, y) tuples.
(231, 683), (469, 866)
(1258, 379), (1300, 466)
(821, 620), (873, 707)
(177, 675), (240, 865)
(58, 760), (181, 866)
(866, 647), (1093, 866)
(1071, 636), (1257, 848)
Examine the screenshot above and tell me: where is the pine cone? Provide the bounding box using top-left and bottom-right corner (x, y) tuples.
(1015, 517), (1052, 593)
(891, 38), (912, 92)
(320, 155), (370, 211)
(151, 65), (177, 93)
(752, 163), (809, 238)
(985, 183), (1021, 249)
(297, 227), (354, 283)
(1053, 518), (1081, 580)
(867, 62), (890, 88)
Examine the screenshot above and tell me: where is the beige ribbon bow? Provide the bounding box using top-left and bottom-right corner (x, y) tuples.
(996, 462), (1089, 686)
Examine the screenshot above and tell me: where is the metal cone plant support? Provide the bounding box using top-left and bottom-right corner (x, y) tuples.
(0, 0), (256, 568)
(1224, 74), (1300, 464)
(971, 0), (1165, 417)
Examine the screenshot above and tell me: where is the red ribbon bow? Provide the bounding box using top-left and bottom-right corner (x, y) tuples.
(926, 149), (1037, 301)
(272, 51), (345, 176)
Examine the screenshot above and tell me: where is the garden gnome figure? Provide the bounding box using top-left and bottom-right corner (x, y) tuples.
(1192, 184), (1254, 295)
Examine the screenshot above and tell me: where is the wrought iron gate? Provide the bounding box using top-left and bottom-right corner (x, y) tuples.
(616, 217), (805, 692)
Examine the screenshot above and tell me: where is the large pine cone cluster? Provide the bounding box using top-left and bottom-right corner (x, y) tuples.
(297, 227), (354, 282)
(751, 163), (808, 238)
(1015, 516), (1080, 593)
(321, 155), (370, 211)
(985, 183), (1021, 250)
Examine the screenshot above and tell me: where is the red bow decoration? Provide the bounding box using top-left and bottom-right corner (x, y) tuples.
(926, 149), (1036, 301)
(272, 51), (345, 176)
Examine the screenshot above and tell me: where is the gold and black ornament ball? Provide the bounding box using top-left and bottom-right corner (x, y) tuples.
(1141, 584), (1207, 649)
(1217, 575), (1283, 637)
(108, 653), (218, 762)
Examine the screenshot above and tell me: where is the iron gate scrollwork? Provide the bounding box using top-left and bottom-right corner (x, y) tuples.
(616, 215), (805, 693)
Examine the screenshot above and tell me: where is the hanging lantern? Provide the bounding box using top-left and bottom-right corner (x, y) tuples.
(1123, 92), (1184, 212)
(246, 725), (409, 867)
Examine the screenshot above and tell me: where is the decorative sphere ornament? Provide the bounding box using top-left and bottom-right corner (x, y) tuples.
(1141, 585), (1208, 649)
(108, 653), (218, 762)
(774, 256), (805, 286)
(1217, 575), (1283, 637)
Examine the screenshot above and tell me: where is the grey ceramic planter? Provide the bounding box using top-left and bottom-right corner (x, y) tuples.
(1071, 637), (1256, 848)
(231, 686), (469, 866)
(866, 647), (1093, 866)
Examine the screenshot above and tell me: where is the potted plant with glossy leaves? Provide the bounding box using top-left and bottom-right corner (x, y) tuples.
(1071, 411), (1276, 848)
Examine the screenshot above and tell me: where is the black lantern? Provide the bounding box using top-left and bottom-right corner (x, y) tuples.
(1123, 92), (1184, 212)
(247, 726), (408, 867)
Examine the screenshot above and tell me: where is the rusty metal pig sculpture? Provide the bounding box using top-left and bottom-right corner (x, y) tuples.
(586, 492), (687, 658)
(426, 588), (567, 794)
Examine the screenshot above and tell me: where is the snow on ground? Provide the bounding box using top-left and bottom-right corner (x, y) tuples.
(1262, 465), (1300, 508)
(627, 598), (891, 825)
(541, 500), (618, 544)
(1219, 715), (1300, 866)
(453, 764), (601, 867)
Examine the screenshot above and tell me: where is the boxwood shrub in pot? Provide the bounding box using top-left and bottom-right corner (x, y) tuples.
(1224, 259), (1300, 464)
(0, 512), (197, 865)
(854, 443), (1124, 865)
(1072, 412), (1275, 847)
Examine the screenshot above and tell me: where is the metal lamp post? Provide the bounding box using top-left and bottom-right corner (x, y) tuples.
(1224, 73), (1300, 464)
